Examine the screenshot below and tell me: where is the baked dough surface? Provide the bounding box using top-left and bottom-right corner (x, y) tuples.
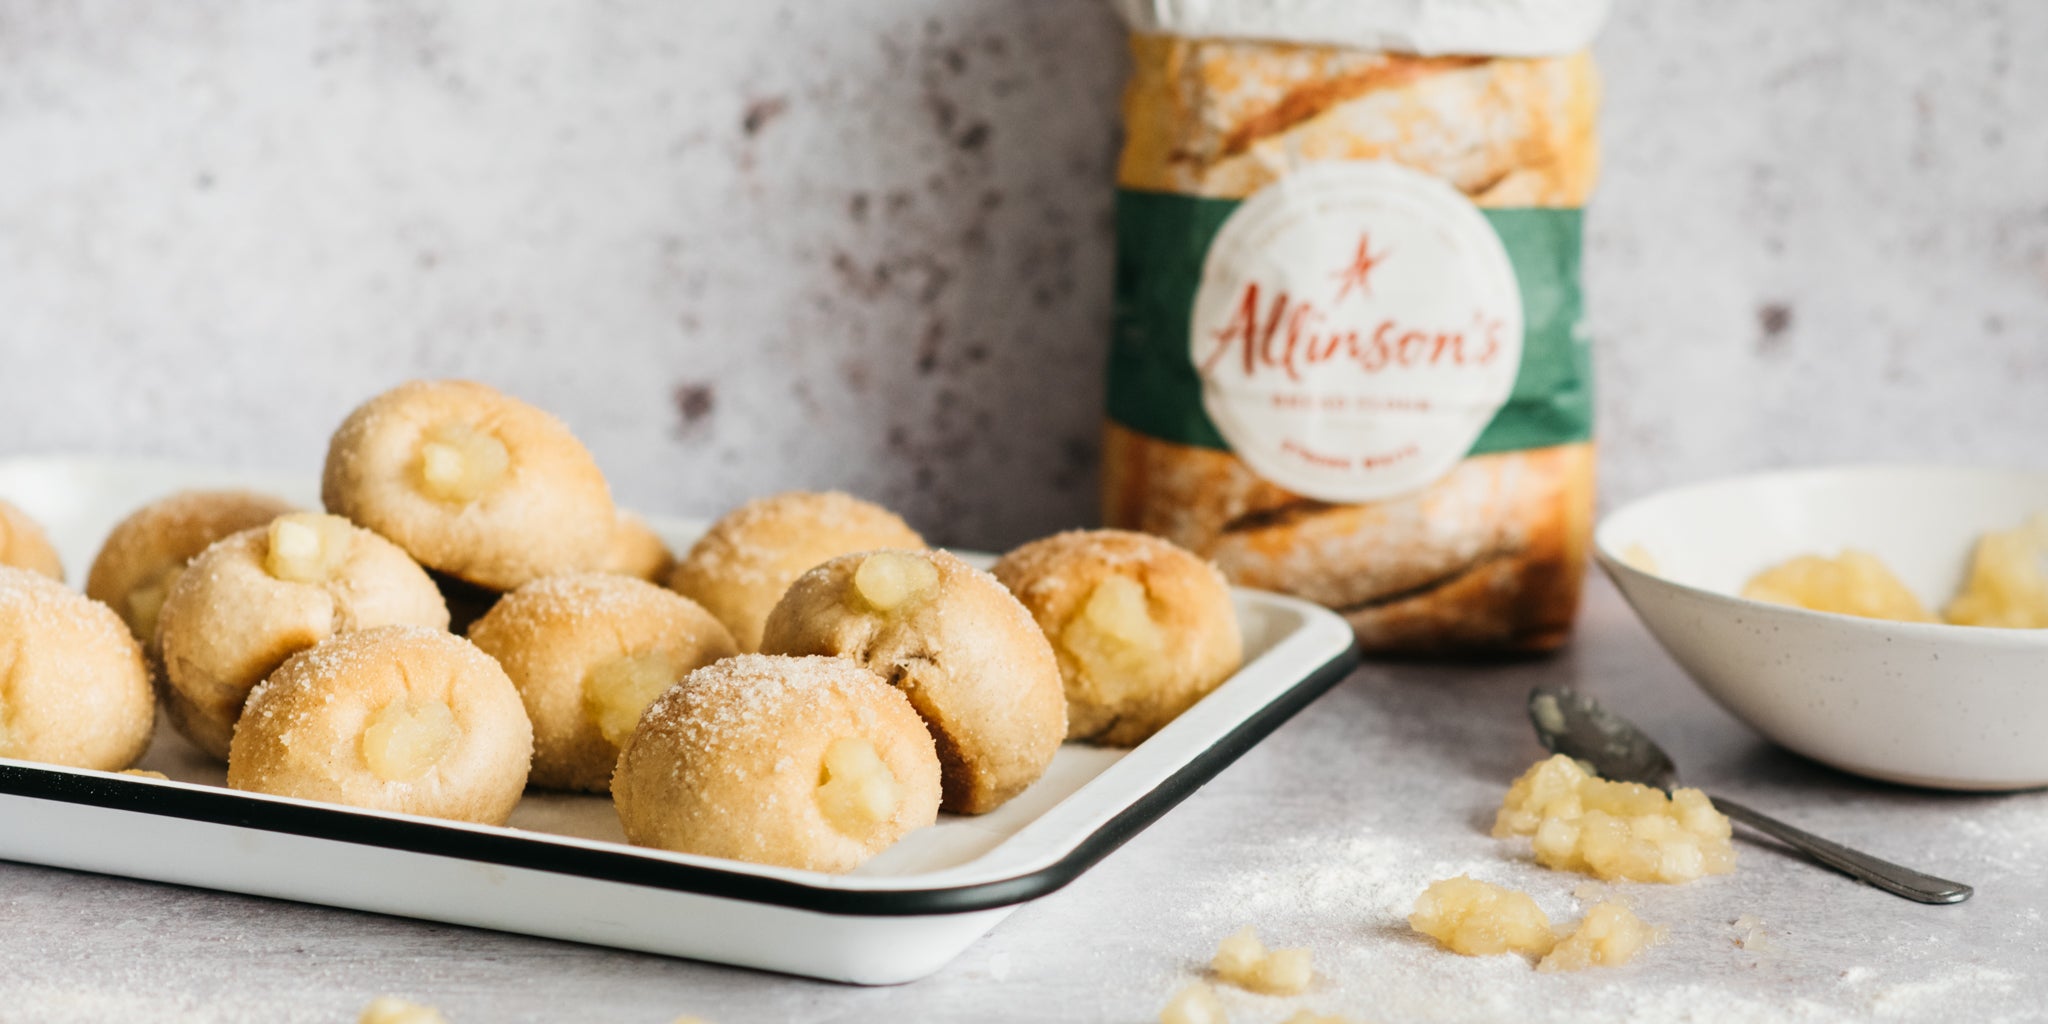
(993, 529), (1242, 746)
(322, 379), (616, 591)
(157, 514), (450, 760)
(0, 498), (64, 581)
(0, 566), (155, 770)
(668, 491), (924, 652)
(467, 572), (736, 792)
(228, 625), (533, 824)
(86, 489), (298, 650)
(613, 653), (941, 873)
(760, 548), (1065, 814)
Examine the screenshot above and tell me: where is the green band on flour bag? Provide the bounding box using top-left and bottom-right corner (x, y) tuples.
(1108, 188), (1591, 469)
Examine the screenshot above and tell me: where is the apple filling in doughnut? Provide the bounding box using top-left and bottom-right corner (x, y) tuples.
(815, 736), (903, 837)
(415, 420), (511, 503)
(1409, 875), (1555, 957)
(360, 699), (461, 782)
(851, 552), (939, 613)
(583, 651), (685, 747)
(125, 568), (182, 643)
(264, 514), (356, 584)
(1060, 575), (1166, 686)
(1212, 925), (1313, 994)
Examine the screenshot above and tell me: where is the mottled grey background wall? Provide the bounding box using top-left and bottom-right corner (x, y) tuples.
(3, 1), (2044, 547)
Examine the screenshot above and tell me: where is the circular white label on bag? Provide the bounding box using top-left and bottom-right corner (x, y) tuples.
(1190, 161), (1524, 503)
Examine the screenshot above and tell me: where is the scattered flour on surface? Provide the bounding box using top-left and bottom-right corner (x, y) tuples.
(1863, 966), (2022, 1020)
(1159, 824), (2034, 1024)
(0, 986), (327, 1024)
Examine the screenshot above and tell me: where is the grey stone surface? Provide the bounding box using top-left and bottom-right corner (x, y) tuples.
(2, 1), (2044, 549)
(2, 577), (2043, 1023)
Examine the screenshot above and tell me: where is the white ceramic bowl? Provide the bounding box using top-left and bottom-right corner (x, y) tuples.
(1595, 465), (2048, 791)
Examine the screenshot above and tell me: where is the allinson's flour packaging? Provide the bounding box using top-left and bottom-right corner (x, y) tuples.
(1101, 1), (1608, 654)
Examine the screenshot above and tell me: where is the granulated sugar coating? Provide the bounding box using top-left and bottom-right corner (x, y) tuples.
(466, 572), (737, 791)
(759, 548), (1066, 814)
(83, 488), (298, 642)
(613, 653), (941, 873)
(320, 379), (617, 592)
(0, 565), (154, 769)
(667, 490), (925, 652)
(154, 519), (449, 760)
(0, 497), (65, 579)
(990, 528), (1240, 746)
(992, 527), (1230, 602)
(228, 625), (532, 824)
(635, 654), (907, 760)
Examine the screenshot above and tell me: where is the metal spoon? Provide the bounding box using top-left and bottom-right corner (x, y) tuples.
(1526, 686), (1973, 905)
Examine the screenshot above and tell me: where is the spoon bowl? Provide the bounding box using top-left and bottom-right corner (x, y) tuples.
(1528, 687), (1677, 791)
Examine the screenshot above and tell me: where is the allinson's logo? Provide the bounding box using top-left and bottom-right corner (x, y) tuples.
(1189, 161), (1525, 503)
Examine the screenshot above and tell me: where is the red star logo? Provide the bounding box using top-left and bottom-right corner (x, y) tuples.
(1331, 233), (1389, 304)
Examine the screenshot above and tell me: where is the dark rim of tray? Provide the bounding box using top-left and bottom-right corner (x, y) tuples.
(0, 645), (1357, 917)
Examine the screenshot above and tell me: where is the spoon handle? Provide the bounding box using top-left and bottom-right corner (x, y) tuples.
(1710, 795), (1973, 905)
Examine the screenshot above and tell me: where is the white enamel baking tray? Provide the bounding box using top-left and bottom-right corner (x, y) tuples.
(0, 456), (1358, 984)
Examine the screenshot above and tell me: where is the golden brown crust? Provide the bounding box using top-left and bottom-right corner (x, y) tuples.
(227, 626), (533, 824)
(605, 512), (675, 583)
(321, 379), (616, 591)
(613, 653), (941, 873)
(667, 491), (925, 652)
(467, 573), (737, 792)
(991, 530), (1242, 746)
(0, 499), (64, 581)
(1104, 424), (1594, 654)
(85, 489), (299, 648)
(0, 566), (154, 770)
(759, 549), (1066, 814)
(156, 517), (450, 760)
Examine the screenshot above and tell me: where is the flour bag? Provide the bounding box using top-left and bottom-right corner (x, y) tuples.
(1102, 0), (1608, 653)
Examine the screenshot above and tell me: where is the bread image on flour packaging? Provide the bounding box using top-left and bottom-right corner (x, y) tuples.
(1101, 0), (1608, 653)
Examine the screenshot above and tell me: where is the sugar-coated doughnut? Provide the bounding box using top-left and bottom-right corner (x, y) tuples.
(157, 513), (450, 760)
(992, 529), (1243, 746)
(86, 489), (298, 650)
(606, 511), (675, 583)
(228, 626), (533, 824)
(760, 548), (1066, 814)
(0, 498), (64, 580)
(322, 379), (616, 591)
(0, 567), (154, 769)
(668, 491), (924, 652)
(613, 653), (941, 873)
(467, 573), (737, 792)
